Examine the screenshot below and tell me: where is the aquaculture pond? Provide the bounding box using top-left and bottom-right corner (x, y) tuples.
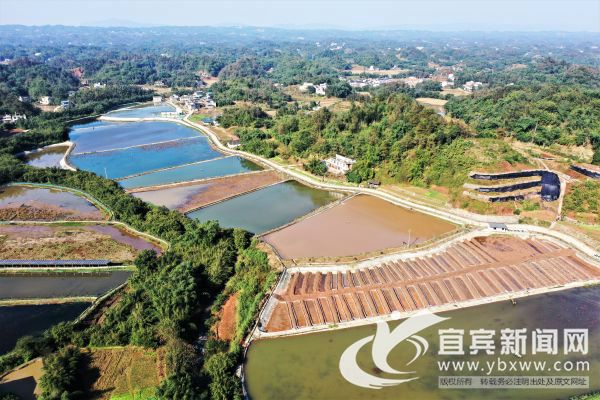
(0, 302), (89, 354)
(120, 156), (262, 189)
(69, 120), (198, 154)
(245, 286), (600, 400)
(69, 137), (222, 180)
(0, 224), (160, 262)
(0, 185), (104, 220)
(23, 145), (68, 168)
(0, 271), (131, 299)
(132, 170), (283, 212)
(263, 194), (456, 259)
(105, 103), (176, 118)
(187, 180), (340, 234)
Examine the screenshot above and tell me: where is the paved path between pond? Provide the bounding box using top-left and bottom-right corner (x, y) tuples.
(182, 117), (600, 261)
(96, 112), (600, 263)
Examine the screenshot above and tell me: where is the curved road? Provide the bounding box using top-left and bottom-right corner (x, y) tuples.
(96, 112), (600, 264)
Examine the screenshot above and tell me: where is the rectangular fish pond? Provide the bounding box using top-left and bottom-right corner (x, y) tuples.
(119, 156), (263, 189)
(0, 302), (90, 354)
(245, 286), (600, 400)
(23, 145), (69, 168)
(187, 180), (341, 234)
(104, 103), (176, 119)
(69, 120), (198, 154)
(0, 271), (131, 300)
(69, 136), (223, 180)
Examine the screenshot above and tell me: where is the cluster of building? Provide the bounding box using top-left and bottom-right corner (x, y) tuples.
(463, 81), (484, 92)
(344, 76), (397, 88)
(2, 114), (27, 124)
(170, 91), (216, 112)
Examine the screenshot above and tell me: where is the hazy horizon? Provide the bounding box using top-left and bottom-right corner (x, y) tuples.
(1, 0), (599, 32)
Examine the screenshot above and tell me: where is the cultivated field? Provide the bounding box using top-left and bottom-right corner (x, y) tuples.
(0, 358), (43, 400)
(81, 346), (164, 399)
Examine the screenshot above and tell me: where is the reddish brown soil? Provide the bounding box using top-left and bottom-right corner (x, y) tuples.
(216, 293), (239, 341)
(264, 236), (600, 332)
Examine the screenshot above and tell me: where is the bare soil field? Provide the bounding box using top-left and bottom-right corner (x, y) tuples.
(0, 358), (43, 400)
(133, 170), (284, 212)
(0, 224), (158, 262)
(416, 97), (447, 114)
(264, 236), (600, 332)
(216, 293), (238, 341)
(441, 88), (470, 97)
(81, 347), (164, 399)
(262, 195), (456, 260)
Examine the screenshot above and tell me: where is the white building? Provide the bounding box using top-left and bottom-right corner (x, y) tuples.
(18, 95), (30, 103)
(153, 96), (162, 103)
(61, 100), (70, 109)
(39, 96), (51, 105)
(324, 154), (356, 175)
(314, 83), (328, 96)
(463, 81), (483, 92)
(93, 82), (106, 89)
(2, 114), (27, 123)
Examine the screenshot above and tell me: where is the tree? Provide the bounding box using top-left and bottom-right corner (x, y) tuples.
(346, 160), (374, 184)
(39, 347), (82, 400)
(204, 352), (242, 400)
(304, 157), (327, 176)
(325, 81), (352, 98)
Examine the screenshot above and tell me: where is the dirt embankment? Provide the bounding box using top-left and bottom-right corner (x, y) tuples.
(216, 293), (238, 341)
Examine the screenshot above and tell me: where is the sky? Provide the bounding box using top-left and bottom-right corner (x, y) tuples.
(1, 0), (599, 32)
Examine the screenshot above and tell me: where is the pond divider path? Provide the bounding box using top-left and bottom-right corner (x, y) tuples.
(84, 108), (600, 340)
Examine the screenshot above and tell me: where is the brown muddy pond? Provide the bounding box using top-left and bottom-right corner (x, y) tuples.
(262, 195), (456, 259)
(84, 225), (162, 253)
(0, 224), (161, 261)
(23, 145), (68, 168)
(0, 185), (105, 221)
(133, 170), (283, 212)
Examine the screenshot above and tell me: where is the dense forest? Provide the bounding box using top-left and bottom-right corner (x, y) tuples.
(446, 84), (600, 162)
(226, 95), (470, 185)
